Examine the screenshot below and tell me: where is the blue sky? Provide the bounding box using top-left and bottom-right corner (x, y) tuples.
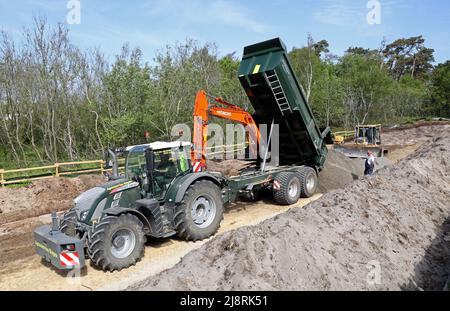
(0, 0), (449, 64)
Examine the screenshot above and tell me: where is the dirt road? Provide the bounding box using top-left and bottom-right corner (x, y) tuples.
(383, 123), (450, 163)
(0, 195), (321, 291)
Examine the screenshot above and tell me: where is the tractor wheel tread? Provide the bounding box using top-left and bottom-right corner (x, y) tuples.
(86, 214), (145, 271)
(174, 180), (223, 241)
(60, 209), (78, 237)
(90, 229), (106, 239)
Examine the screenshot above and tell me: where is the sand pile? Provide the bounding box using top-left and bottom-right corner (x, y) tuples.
(0, 175), (105, 225)
(0, 175), (105, 265)
(207, 149), (391, 193)
(383, 123), (450, 146)
(129, 135), (450, 291)
(318, 149), (364, 192)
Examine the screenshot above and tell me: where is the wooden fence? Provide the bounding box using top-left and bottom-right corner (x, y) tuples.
(332, 130), (354, 139)
(0, 143), (246, 187)
(0, 160), (125, 187)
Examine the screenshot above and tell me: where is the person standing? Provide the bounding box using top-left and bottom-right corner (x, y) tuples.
(364, 151), (375, 176)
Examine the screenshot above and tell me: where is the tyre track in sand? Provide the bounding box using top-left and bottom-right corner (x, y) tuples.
(0, 195), (321, 291)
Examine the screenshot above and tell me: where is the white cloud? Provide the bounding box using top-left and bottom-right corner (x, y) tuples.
(208, 1), (268, 34)
(142, 0), (268, 34)
(313, 0), (407, 26)
(313, 1), (364, 26)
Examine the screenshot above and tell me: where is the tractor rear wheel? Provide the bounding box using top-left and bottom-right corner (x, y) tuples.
(174, 180), (224, 241)
(87, 214), (146, 272)
(60, 208), (78, 237)
(297, 167), (318, 198)
(273, 172), (301, 205)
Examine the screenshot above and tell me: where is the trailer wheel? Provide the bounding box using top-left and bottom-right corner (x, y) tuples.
(297, 167), (318, 198)
(87, 214), (146, 272)
(60, 208), (78, 237)
(174, 180), (224, 241)
(273, 172), (301, 205)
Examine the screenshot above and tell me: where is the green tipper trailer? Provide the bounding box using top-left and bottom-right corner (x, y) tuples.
(238, 37), (329, 169)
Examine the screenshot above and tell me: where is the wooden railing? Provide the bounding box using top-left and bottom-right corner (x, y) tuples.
(0, 144), (246, 187)
(332, 130), (354, 139)
(0, 160), (125, 187)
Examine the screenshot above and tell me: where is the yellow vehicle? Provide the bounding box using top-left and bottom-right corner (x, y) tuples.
(334, 124), (386, 158)
(332, 130), (353, 144)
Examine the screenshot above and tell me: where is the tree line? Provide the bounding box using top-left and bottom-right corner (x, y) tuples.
(0, 18), (448, 167)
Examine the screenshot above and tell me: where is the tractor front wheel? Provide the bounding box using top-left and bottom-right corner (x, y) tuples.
(87, 214), (146, 272)
(60, 208), (78, 237)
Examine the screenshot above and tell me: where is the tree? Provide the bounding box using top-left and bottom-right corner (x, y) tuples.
(337, 52), (392, 125)
(313, 40), (329, 57)
(346, 47), (372, 55)
(383, 36), (435, 80)
(0, 18), (445, 167)
(289, 35), (324, 102)
(429, 61), (450, 117)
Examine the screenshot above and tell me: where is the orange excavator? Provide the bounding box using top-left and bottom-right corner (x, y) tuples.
(191, 89), (261, 172)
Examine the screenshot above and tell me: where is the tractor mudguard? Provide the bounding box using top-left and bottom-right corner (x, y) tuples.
(103, 207), (152, 234)
(170, 172), (223, 203)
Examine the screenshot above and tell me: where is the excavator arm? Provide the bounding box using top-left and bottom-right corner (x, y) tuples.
(192, 90), (260, 171)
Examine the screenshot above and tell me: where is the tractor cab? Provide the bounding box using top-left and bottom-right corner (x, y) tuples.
(125, 141), (192, 200)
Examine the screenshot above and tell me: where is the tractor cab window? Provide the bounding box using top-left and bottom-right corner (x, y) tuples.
(125, 145), (191, 199)
(152, 147), (191, 199)
(125, 150), (147, 181)
(154, 149), (178, 180)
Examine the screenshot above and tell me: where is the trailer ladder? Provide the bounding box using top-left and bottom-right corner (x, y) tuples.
(265, 70), (292, 116)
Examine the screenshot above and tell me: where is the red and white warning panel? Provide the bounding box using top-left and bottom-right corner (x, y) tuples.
(34, 225), (85, 270)
(193, 161), (206, 173)
(60, 252), (81, 267)
(273, 180), (281, 191)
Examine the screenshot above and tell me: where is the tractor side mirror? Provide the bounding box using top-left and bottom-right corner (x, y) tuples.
(145, 148), (155, 171)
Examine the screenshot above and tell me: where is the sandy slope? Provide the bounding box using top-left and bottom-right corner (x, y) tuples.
(129, 135), (450, 291)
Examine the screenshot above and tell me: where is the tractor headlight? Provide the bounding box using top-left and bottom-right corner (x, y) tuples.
(80, 211), (89, 221)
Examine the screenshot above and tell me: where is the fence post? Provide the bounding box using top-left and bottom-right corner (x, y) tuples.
(100, 160), (104, 176)
(55, 163), (60, 177)
(0, 169), (4, 187)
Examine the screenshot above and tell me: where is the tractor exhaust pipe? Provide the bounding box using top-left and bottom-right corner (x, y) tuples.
(50, 211), (59, 233)
(108, 149), (119, 178)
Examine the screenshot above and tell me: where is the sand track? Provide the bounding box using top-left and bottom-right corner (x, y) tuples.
(0, 195), (321, 290)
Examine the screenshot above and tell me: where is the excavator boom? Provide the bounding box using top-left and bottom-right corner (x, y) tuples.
(192, 90), (260, 171)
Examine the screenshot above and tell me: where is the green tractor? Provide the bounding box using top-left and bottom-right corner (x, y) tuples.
(34, 141), (225, 272)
